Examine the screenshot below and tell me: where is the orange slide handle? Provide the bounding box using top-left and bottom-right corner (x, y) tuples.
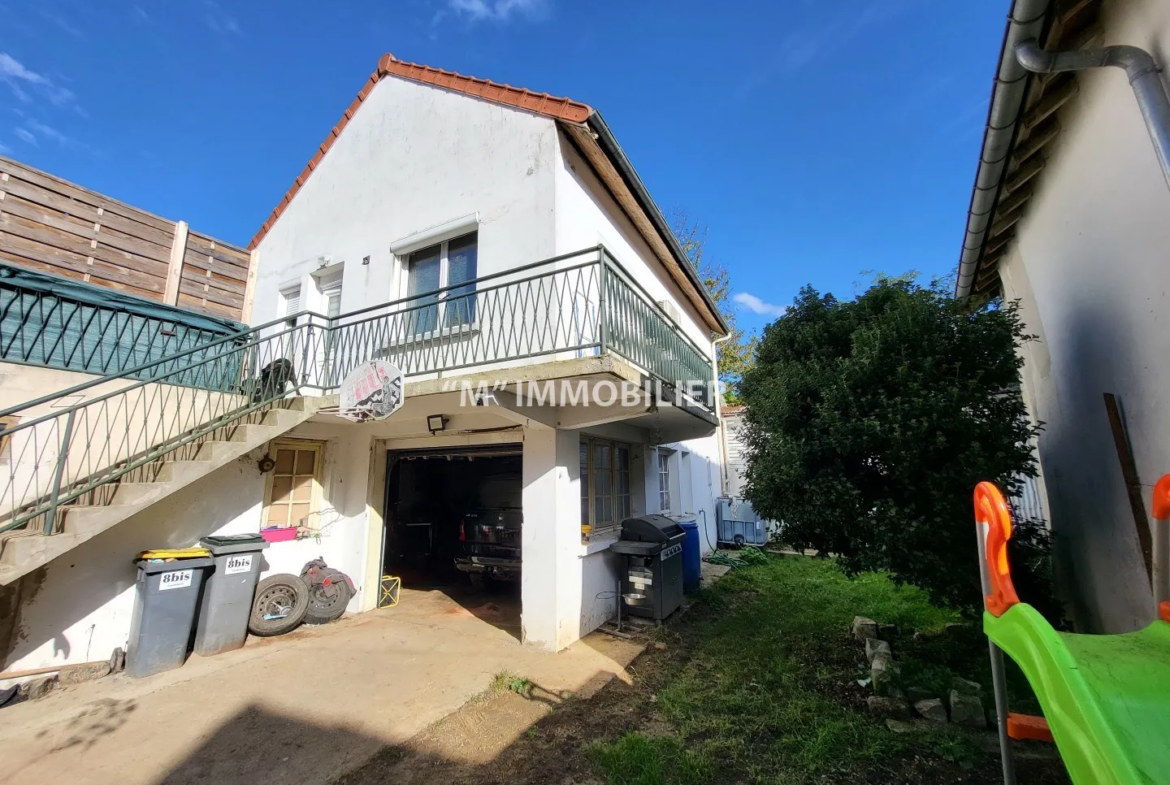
(1153, 474), (1170, 521)
(975, 481), (1020, 617)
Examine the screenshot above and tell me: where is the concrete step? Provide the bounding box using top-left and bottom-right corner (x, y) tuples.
(0, 530), (86, 569)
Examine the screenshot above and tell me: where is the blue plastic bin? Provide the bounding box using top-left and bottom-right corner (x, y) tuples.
(679, 519), (701, 593)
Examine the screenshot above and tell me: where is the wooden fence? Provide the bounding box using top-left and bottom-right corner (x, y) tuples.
(0, 155), (255, 322)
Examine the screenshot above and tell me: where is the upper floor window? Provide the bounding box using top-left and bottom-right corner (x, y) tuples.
(280, 285), (301, 328)
(317, 269), (343, 319)
(407, 232), (478, 336)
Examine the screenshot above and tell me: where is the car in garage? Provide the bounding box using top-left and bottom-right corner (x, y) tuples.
(454, 507), (521, 589)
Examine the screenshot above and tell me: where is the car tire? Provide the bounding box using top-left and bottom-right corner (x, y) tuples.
(248, 574), (310, 637)
(304, 575), (352, 625)
(468, 573), (487, 591)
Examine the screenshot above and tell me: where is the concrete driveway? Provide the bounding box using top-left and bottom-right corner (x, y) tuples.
(0, 588), (642, 785)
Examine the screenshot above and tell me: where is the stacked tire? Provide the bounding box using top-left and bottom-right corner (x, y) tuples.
(247, 560), (354, 637)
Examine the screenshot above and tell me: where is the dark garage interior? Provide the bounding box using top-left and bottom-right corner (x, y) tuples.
(382, 445), (523, 632)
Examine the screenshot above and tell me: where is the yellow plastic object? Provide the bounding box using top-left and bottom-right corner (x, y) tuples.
(135, 547), (211, 562)
(379, 575), (401, 608)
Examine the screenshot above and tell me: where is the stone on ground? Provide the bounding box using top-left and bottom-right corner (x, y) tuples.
(865, 637), (891, 664)
(886, 718), (916, 733)
(951, 676), (982, 696)
(871, 651), (899, 696)
(852, 616), (878, 641)
(867, 695), (911, 719)
(58, 662), (112, 686)
(906, 686), (935, 703)
(878, 623), (899, 639)
(20, 676), (57, 701)
(915, 698), (948, 723)
(949, 690), (986, 728)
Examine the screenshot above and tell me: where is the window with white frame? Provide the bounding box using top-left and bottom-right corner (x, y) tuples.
(406, 232), (478, 335)
(280, 285), (301, 327)
(657, 448), (672, 513)
(580, 437), (631, 534)
(317, 269), (343, 318)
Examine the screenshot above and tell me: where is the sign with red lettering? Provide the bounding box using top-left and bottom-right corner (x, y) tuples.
(339, 360), (404, 421)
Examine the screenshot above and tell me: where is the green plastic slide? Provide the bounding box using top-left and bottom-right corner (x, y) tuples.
(984, 604), (1170, 785)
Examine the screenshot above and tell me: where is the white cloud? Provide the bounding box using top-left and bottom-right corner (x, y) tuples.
(733, 292), (789, 318)
(14, 127), (36, 146)
(203, 1), (242, 36)
(0, 140), (9, 155)
(37, 8), (83, 38)
(448, 0), (545, 22)
(17, 118), (84, 150)
(0, 52), (75, 107)
(133, 6), (150, 24)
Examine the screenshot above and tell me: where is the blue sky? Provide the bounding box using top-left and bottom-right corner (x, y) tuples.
(0, 0), (1006, 332)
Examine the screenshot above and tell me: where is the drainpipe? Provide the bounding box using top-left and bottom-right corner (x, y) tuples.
(1016, 39), (1170, 193)
(711, 333), (733, 496)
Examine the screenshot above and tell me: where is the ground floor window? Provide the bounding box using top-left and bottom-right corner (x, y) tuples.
(580, 437), (631, 535)
(657, 447), (672, 514)
(262, 440), (323, 530)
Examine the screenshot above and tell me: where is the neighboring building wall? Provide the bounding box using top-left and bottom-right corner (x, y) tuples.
(1000, 0), (1170, 632)
(251, 77), (559, 329)
(722, 409), (747, 497)
(0, 156), (255, 321)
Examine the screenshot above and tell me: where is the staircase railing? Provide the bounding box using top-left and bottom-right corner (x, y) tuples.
(0, 246), (714, 536)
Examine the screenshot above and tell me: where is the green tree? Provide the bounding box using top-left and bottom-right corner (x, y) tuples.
(672, 212), (755, 403)
(738, 276), (1052, 613)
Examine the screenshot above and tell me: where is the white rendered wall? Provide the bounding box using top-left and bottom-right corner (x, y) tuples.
(552, 132), (713, 352)
(2, 421), (375, 671)
(999, 0), (1170, 632)
(252, 76), (559, 328)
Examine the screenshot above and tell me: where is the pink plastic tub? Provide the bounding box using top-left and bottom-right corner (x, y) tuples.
(260, 528), (298, 543)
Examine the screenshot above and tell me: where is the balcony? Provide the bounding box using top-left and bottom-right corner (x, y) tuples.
(282, 246), (717, 411)
(0, 246), (716, 542)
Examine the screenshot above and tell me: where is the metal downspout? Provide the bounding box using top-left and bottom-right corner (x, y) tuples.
(1016, 39), (1170, 192)
(711, 332), (733, 495)
(956, 0), (1052, 299)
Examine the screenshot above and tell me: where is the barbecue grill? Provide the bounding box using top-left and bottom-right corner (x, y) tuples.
(610, 514), (686, 622)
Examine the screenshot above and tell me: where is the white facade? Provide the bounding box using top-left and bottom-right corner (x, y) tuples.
(1, 70), (725, 670)
(993, 0), (1170, 632)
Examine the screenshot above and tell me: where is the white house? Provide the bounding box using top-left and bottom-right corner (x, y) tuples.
(956, 0), (1170, 633)
(0, 53), (729, 669)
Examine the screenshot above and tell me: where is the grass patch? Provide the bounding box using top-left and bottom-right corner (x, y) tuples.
(589, 732), (714, 785)
(584, 554), (1063, 784)
(490, 671), (534, 697)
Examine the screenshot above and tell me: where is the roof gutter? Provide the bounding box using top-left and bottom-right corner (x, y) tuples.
(586, 111), (731, 336)
(956, 0), (1052, 300)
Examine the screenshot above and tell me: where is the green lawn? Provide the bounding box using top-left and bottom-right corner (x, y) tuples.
(588, 554), (1066, 784)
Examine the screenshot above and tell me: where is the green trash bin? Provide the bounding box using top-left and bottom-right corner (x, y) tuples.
(127, 557), (214, 678)
(194, 534), (269, 656)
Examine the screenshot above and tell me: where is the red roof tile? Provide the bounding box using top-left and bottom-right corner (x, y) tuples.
(249, 54), (594, 249)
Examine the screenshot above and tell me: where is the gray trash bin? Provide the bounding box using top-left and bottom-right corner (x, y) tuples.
(127, 557), (214, 678)
(194, 534), (269, 656)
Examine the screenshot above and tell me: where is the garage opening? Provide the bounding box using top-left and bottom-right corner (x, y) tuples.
(382, 444), (522, 637)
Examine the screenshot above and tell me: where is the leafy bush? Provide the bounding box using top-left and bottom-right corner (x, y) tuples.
(739, 278), (1055, 614)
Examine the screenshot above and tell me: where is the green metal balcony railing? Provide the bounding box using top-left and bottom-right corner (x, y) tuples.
(0, 246), (714, 537)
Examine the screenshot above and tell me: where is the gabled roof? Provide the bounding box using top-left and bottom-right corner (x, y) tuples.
(248, 53), (728, 335)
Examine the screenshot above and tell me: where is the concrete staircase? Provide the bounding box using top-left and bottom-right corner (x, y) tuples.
(0, 399), (324, 586)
